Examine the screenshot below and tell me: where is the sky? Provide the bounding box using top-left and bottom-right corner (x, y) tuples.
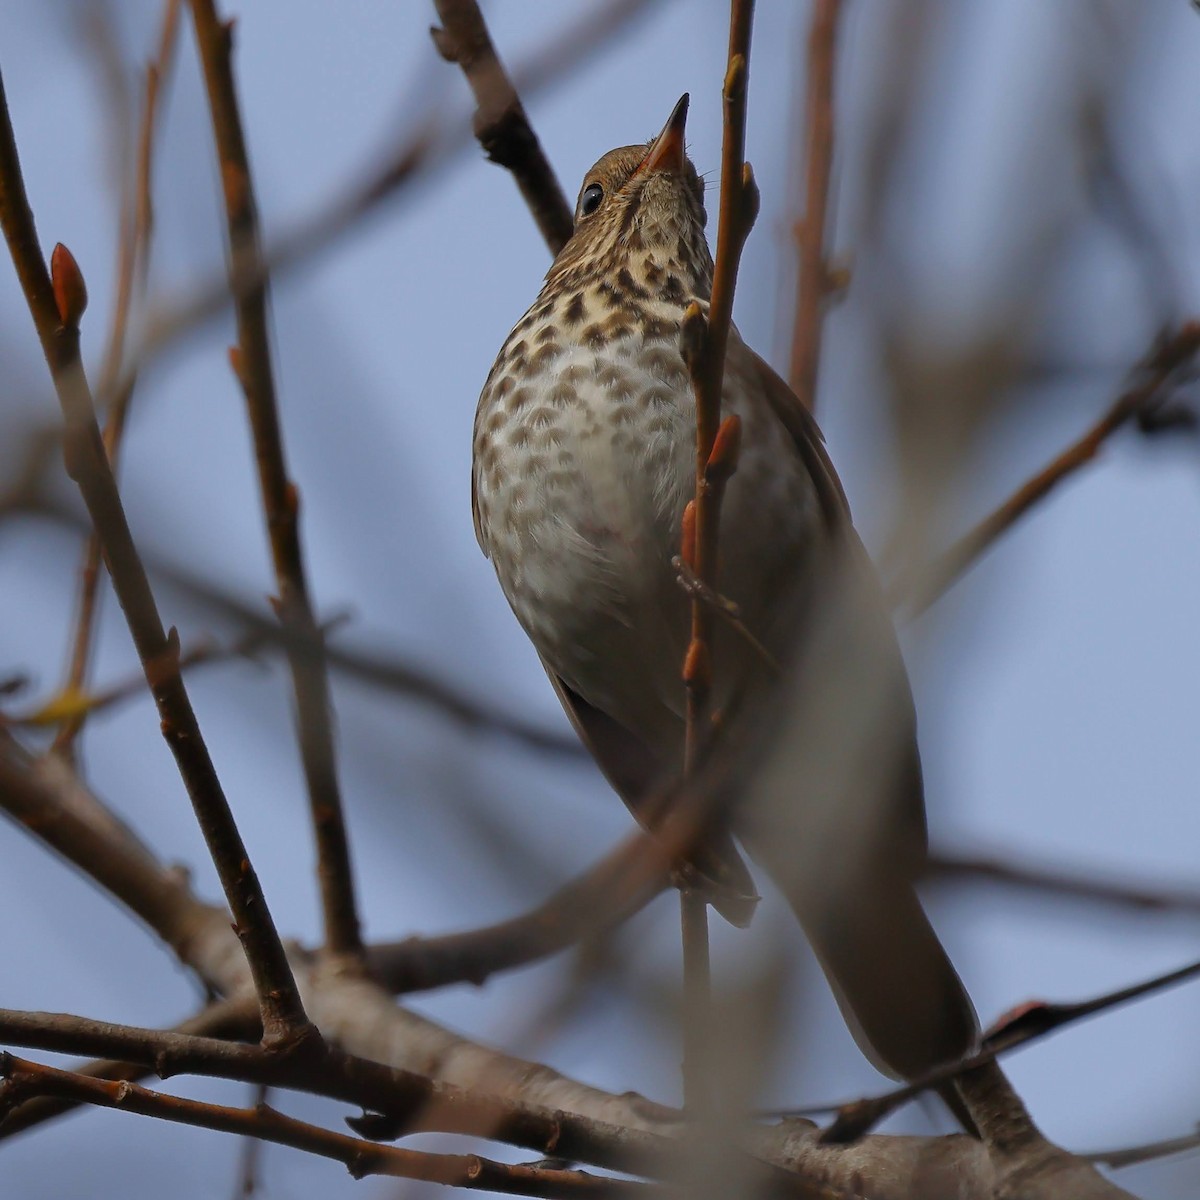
(1, 2), (1199, 1197)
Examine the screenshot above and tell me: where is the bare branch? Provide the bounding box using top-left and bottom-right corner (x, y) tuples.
(54, 0), (182, 756)
(431, 0), (573, 255)
(0, 67), (313, 1046)
(787, 0), (844, 413)
(895, 320), (1200, 618)
(0, 1055), (646, 1200)
(188, 0), (362, 960)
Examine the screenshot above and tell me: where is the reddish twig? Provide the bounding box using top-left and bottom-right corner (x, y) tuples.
(675, 0), (758, 1117)
(787, 0), (844, 412)
(896, 320), (1200, 618)
(431, 0), (574, 255)
(0, 65), (313, 1048)
(0, 1055), (643, 1199)
(189, 0), (362, 960)
(54, 0), (182, 757)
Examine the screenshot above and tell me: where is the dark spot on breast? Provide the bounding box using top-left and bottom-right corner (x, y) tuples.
(508, 386), (533, 412)
(603, 313), (632, 340)
(532, 342), (560, 369)
(596, 282), (624, 309)
(642, 317), (674, 343)
(661, 274), (685, 303)
(563, 292), (586, 325)
(548, 381), (576, 407)
(582, 323), (608, 349)
(643, 260), (663, 285)
(536, 324), (558, 343)
(616, 268), (650, 300)
(492, 375), (513, 397)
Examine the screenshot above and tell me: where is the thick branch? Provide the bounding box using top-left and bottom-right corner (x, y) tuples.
(189, 0), (362, 960)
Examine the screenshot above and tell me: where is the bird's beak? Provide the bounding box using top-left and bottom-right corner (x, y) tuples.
(638, 93), (689, 176)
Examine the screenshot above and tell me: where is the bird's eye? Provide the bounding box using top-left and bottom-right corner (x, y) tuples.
(578, 182), (604, 217)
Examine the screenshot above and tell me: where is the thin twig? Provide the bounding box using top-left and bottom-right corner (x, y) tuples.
(54, 0), (181, 756)
(788, 0), (844, 412)
(0, 1055), (645, 1199)
(189, 0), (362, 960)
(896, 320), (1200, 618)
(0, 65), (314, 1048)
(432, 0), (574, 255)
(0, 996), (258, 1142)
(1087, 1124), (1200, 1170)
(371, 834), (669, 993)
(676, 0), (758, 1118)
(671, 555), (779, 674)
(9, 628), (274, 730)
(125, 0), (653, 392)
(817, 955), (1200, 1143)
(928, 849), (1200, 915)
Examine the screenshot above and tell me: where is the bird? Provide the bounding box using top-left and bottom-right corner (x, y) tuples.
(471, 94), (978, 1082)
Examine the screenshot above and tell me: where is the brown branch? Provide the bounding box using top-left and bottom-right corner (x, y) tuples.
(787, 0), (844, 412)
(188, 0), (362, 960)
(819, 955), (1200, 1143)
(0, 65), (313, 1047)
(674, 1), (758, 1117)
(671, 555), (779, 674)
(431, 0), (574, 255)
(370, 834), (669, 993)
(0, 1056), (644, 1200)
(897, 320), (1200, 618)
(928, 848), (1200, 915)
(54, 0), (182, 756)
(0, 996), (258, 1141)
(127, 0), (650, 396)
(8, 627), (275, 731)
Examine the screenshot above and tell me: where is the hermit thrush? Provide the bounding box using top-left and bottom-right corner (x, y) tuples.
(472, 95), (977, 1081)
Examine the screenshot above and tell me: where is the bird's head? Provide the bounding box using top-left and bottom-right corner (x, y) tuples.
(545, 95), (712, 297)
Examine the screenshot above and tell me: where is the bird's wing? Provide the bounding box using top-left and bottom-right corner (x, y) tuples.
(542, 660), (759, 928)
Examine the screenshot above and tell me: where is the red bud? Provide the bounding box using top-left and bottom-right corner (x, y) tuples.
(50, 243), (88, 326)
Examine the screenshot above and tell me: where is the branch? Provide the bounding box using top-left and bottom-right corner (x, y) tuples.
(370, 834), (669, 994)
(787, 0), (844, 412)
(0, 1055), (645, 1200)
(896, 320), (1200, 618)
(819, 955), (1200, 1143)
(188, 0), (362, 960)
(54, 0), (181, 756)
(0, 66), (313, 1046)
(0, 996), (257, 1141)
(928, 848), (1200, 915)
(431, 0), (574, 255)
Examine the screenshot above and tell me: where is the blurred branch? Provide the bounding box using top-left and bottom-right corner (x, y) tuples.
(370, 834), (669, 994)
(676, 2), (758, 1114)
(54, 0), (181, 757)
(5, 627), (277, 730)
(787, 0), (844, 412)
(431, 0), (574, 255)
(0, 996), (258, 1142)
(1088, 1124), (1200, 1170)
(928, 848), (1200, 915)
(189, 0), (362, 961)
(0, 72), (313, 1046)
(820, 955), (1200, 1144)
(896, 320), (1200, 618)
